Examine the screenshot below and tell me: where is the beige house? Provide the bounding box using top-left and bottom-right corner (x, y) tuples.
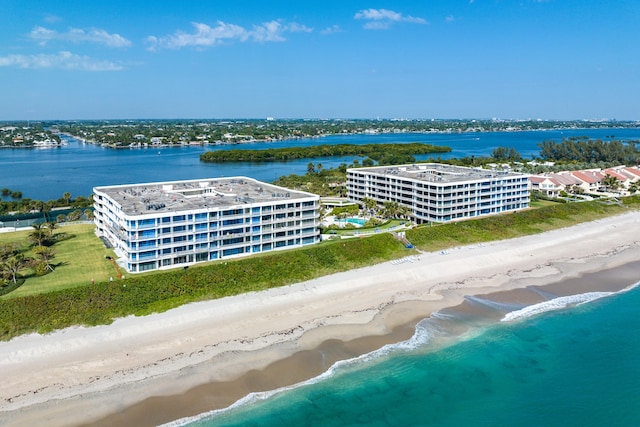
(530, 166), (640, 197)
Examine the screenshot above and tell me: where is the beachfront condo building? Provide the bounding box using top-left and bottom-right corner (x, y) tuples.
(93, 177), (321, 273)
(346, 163), (530, 224)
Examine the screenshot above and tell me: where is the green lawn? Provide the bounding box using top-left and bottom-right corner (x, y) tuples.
(529, 199), (562, 208)
(1, 224), (117, 298)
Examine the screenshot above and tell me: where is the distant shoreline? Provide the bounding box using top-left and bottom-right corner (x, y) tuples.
(57, 124), (640, 149)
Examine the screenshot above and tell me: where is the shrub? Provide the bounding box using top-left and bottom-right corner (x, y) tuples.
(0, 233), (407, 340)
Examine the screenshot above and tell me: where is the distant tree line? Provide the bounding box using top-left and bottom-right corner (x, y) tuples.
(200, 143), (451, 164)
(538, 137), (640, 164)
(0, 190), (93, 216)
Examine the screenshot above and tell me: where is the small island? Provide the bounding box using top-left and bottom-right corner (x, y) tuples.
(199, 142), (452, 164)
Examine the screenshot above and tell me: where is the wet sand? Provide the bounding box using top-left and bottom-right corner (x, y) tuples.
(90, 260), (640, 427)
(1, 212), (639, 427)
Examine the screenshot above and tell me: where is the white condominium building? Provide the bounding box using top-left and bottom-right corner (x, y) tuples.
(347, 163), (530, 224)
(94, 177), (320, 273)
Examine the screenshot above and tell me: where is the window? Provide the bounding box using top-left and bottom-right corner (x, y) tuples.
(139, 229), (156, 238)
(222, 208), (243, 216)
(222, 237), (244, 245)
(139, 261), (156, 272)
(223, 247), (245, 256)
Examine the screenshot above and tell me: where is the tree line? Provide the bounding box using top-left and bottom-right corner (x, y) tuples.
(538, 138), (640, 164)
(0, 190), (93, 216)
(199, 142), (452, 164)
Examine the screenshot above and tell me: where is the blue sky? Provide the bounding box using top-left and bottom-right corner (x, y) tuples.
(1, 0), (638, 120)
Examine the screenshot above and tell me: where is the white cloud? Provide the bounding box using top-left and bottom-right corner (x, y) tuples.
(287, 23), (313, 33)
(0, 51), (123, 71)
(354, 8), (427, 29)
(445, 15), (456, 23)
(146, 21), (246, 50)
(320, 25), (343, 35)
(147, 20), (312, 50)
(250, 21), (286, 42)
(30, 26), (132, 48)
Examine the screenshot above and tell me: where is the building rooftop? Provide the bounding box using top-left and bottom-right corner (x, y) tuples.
(348, 163), (527, 184)
(94, 177), (317, 216)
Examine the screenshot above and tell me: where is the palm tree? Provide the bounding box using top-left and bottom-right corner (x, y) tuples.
(397, 205), (412, 220)
(0, 243), (19, 264)
(601, 174), (619, 191)
(361, 197), (378, 216)
(382, 201), (400, 219)
(32, 245), (56, 272)
(29, 224), (48, 246)
(1, 254), (26, 284)
(63, 192), (71, 205)
(45, 221), (58, 238)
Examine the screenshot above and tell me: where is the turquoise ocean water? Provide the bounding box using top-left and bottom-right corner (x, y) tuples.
(177, 284), (640, 427)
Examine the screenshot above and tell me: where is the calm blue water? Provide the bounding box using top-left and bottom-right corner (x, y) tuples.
(337, 217), (366, 226)
(2, 128), (639, 201)
(182, 285), (640, 427)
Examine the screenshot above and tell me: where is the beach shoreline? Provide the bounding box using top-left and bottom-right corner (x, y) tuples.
(1, 212), (640, 427)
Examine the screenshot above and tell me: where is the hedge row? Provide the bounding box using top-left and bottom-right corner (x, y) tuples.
(0, 233), (407, 341)
(406, 197), (639, 250)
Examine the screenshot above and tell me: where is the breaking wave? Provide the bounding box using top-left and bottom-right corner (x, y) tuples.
(501, 292), (613, 322)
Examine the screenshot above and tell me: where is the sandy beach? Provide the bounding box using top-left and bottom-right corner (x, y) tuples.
(1, 211), (640, 427)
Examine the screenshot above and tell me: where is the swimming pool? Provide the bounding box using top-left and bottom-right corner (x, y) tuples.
(337, 217), (366, 226)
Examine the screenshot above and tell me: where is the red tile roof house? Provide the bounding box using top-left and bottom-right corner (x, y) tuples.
(530, 166), (640, 198)
(553, 172), (584, 192)
(622, 166), (640, 181)
(528, 173), (582, 196)
(529, 175), (559, 197)
(604, 168), (630, 187)
(571, 170), (604, 192)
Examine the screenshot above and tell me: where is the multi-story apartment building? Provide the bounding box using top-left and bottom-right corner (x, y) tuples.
(347, 163), (530, 224)
(93, 177), (320, 273)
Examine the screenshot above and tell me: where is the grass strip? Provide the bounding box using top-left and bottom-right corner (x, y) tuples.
(406, 197), (639, 251)
(0, 233), (407, 340)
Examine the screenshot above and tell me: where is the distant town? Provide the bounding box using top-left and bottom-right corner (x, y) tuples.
(1, 118), (638, 148)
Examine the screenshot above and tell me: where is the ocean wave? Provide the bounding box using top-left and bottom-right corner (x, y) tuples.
(162, 283), (640, 426)
(464, 295), (525, 312)
(161, 319), (437, 426)
(500, 292), (613, 322)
